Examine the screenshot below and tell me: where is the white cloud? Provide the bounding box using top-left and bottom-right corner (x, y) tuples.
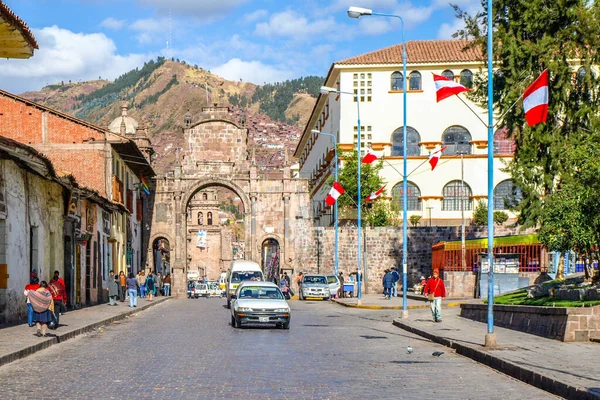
(243, 9), (268, 23)
(255, 11), (339, 40)
(437, 18), (465, 39)
(136, 0), (248, 20)
(0, 26), (150, 93)
(100, 17), (126, 30)
(211, 58), (295, 85)
(130, 18), (165, 44)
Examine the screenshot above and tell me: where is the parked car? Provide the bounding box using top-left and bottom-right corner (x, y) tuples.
(194, 282), (209, 298)
(299, 274), (330, 300)
(230, 281), (291, 329)
(326, 275), (340, 297)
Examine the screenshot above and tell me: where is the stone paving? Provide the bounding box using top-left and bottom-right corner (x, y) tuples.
(392, 307), (600, 399)
(0, 297), (556, 399)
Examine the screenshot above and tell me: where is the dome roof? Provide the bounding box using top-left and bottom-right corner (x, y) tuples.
(108, 103), (138, 134)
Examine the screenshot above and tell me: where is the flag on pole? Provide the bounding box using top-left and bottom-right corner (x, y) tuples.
(433, 73), (469, 102)
(428, 146), (447, 171)
(325, 181), (345, 206)
(365, 185), (386, 202)
(523, 69), (549, 127)
(362, 148), (383, 164)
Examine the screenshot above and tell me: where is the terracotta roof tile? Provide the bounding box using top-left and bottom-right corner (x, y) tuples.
(337, 39), (483, 65)
(0, 0), (38, 50)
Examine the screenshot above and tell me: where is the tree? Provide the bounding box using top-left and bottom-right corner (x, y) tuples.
(334, 149), (385, 209)
(455, 1), (600, 281)
(473, 200), (510, 226)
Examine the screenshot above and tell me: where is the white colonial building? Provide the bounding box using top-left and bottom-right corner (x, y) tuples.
(295, 39), (520, 226)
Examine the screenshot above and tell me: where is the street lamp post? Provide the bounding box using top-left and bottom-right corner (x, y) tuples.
(348, 6), (409, 317)
(312, 130), (339, 276)
(320, 86), (362, 300)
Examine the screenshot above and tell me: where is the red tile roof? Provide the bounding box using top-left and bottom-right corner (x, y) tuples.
(337, 39), (483, 65)
(0, 1), (38, 50)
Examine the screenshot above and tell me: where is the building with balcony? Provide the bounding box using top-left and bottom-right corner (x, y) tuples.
(295, 39), (520, 227)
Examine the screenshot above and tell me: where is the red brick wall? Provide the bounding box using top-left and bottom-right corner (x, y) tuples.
(0, 96), (43, 143)
(47, 114), (104, 143)
(42, 149), (107, 197)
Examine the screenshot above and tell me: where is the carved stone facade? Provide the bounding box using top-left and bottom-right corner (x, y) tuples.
(148, 106), (310, 297)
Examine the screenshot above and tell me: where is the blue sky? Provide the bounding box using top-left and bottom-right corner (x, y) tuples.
(1, 0), (481, 93)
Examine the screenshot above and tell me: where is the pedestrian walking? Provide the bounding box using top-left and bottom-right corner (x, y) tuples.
(29, 281), (55, 337)
(155, 272), (162, 296)
(383, 270), (394, 300)
(126, 273), (138, 307)
(295, 272), (303, 295)
(391, 267), (400, 297)
(146, 272), (155, 301)
(163, 273), (171, 296)
(423, 269), (446, 322)
(137, 271), (146, 298)
(107, 273), (119, 306)
(24, 276), (40, 326)
(48, 274), (67, 326)
(119, 271), (127, 302)
(337, 272), (345, 299)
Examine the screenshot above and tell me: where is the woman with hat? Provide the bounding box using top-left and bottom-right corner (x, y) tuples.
(423, 270), (446, 322)
(29, 281), (55, 337)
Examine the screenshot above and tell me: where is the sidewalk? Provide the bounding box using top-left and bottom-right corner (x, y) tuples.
(331, 293), (468, 309)
(0, 296), (170, 367)
(393, 307), (600, 400)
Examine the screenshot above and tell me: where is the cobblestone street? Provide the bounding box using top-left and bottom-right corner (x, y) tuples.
(0, 299), (557, 399)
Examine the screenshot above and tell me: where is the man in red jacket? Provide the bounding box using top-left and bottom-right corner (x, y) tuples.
(48, 275), (67, 327)
(423, 269), (446, 322)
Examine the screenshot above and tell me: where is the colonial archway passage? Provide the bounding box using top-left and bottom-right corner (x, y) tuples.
(148, 106), (309, 298)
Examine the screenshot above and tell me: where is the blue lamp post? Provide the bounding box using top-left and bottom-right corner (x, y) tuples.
(312, 129), (339, 276)
(348, 6), (408, 317)
(320, 86), (362, 300)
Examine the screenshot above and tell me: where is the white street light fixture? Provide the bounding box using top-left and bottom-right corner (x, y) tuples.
(320, 86), (337, 95)
(347, 6), (372, 18)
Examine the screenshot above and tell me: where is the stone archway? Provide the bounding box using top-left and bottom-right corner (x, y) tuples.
(259, 234), (283, 281)
(149, 233), (173, 278)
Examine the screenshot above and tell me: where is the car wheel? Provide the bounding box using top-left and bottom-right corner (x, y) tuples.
(299, 291), (304, 300)
(231, 315), (237, 328)
(324, 296), (330, 301)
(282, 321), (290, 329)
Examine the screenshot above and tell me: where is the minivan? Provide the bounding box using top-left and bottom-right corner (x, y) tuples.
(225, 260), (264, 308)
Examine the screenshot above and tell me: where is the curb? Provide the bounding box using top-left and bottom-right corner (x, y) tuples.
(392, 319), (599, 400)
(331, 299), (466, 310)
(0, 297), (170, 368)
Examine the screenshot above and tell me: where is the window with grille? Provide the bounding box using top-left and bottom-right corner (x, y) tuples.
(391, 71), (403, 91)
(391, 126), (421, 156)
(392, 181), (422, 211)
(442, 126), (472, 155)
(460, 69), (473, 88)
(409, 71), (422, 90)
(442, 181), (472, 211)
(353, 73), (372, 101)
(442, 70), (454, 80)
(494, 180), (522, 210)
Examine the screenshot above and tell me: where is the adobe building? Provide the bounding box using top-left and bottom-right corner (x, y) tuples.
(148, 106), (311, 297)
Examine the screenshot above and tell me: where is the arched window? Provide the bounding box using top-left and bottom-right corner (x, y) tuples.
(391, 71), (403, 91)
(442, 126), (472, 155)
(207, 212), (213, 225)
(494, 180), (522, 210)
(197, 212), (203, 225)
(441, 70), (454, 80)
(493, 126), (515, 155)
(442, 181), (472, 211)
(409, 71), (422, 90)
(392, 181), (422, 211)
(202, 193), (207, 201)
(459, 69), (473, 88)
(391, 127), (421, 156)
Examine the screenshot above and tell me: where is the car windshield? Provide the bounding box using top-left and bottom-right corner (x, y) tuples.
(231, 271), (263, 283)
(208, 283), (219, 290)
(327, 276), (338, 284)
(196, 284), (207, 289)
(238, 286), (284, 300)
(304, 276), (327, 284)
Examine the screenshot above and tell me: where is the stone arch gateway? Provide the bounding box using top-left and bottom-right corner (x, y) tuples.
(147, 106), (310, 298)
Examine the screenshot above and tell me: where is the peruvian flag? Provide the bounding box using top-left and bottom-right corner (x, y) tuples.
(325, 182), (345, 206)
(433, 73), (469, 102)
(523, 69), (549, 127)
(428, 146), (447, 171)
(362, 148), (383, 164)
(365, 185), (386, 202)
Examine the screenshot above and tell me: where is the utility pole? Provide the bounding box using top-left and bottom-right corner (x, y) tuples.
(460, 152), (466, 271)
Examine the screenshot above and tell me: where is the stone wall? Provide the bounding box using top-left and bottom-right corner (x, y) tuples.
(294, 225), (535, 295)
(460, 303), (600, 342)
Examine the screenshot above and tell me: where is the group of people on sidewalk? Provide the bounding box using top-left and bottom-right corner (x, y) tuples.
(382, 267), (401, 300)
(23, 270), (66, 337)
(107, 270), (172, 308)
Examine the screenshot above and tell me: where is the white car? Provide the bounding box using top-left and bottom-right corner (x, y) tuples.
(299, 274), (330, 300)
(326, 275), (340, 297)
(230, 281), (291, 329)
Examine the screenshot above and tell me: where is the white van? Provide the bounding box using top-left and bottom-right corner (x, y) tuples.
(225, 260), (264, 308)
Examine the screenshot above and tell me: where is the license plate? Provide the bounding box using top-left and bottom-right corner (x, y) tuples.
(259, 317), (269, 322)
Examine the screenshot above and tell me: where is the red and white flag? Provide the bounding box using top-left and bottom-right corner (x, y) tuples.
(362, 148), (383, 164)
(365, 185), (386, 202)
(325, 181), (345, 206)
(428, 146), (447, 171)
(433, 73), (469, 102)
(523, 69), (549, 127)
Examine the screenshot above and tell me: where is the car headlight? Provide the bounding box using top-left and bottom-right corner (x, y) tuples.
(274, 308), (290, 313)
(238, 307), (253, 312)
